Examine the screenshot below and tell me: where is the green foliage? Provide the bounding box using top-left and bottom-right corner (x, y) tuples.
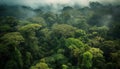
(36, 62), (49, 69)
(40, 28), (51, 40)
(0, 3), (120, 69)
(109, 50), (120, 69)
(65, 38), (88, 57)
(24, 52), (32, 68)
(89, 48), (103, 58)
(62, 64), (68, 69)
(19, 24), (42, 33)
(66, 38), (86, 49)
(0, 32), (24, 69)
(68, 18), (89, 30)
(53, 54), (66, 61)
(89, 26), (109, 37)
(75, 29), (88, 42)
(1, 32), (24, 45)
(0, 16), (18, 34)
(100, 40), (117, 56)
(82, 51), (93, 69)
(45, 54), (67, 64)
(52, 24), (76, 38)
(88, 48), (105, 69)
(28, 16), (46, 26)
(5, 60), (17, 69)
(18, 24), (42, 59)
(0, 44), (8, 53)
(30, 59), (49, 69)
(0, 25), (11, 32)
(65, 38), (90, 68)
(88, 36), (104, 47)
(109, 22), (120, 39)
(13, 47), (23, 69)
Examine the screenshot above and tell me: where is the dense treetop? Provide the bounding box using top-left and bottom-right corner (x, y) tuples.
(0, 2), (120, 69)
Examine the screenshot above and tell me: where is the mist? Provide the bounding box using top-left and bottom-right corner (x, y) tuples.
(0, 0), (120, 10)
(0, 0), (120, 19)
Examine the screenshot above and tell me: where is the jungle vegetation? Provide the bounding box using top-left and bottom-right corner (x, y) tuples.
(0, 2), (120, 69)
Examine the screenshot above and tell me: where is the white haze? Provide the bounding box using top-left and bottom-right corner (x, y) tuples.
(0, 0), (120, 9)
(0, 0), (119, 15)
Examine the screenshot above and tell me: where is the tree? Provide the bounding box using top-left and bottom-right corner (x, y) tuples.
(52, 24), (76, 38)
(0, 16), (18, 34)
(100, 40), (117, 60)
(42, 12), (57, 26)
(27, 16), (46, 27)
(62, 64), (68, 69)
(45, 54), (67, 69)
(1, 32), (24, 46)
(30, 59), (49, 69)
(24, 52), (33, 69)
(109, 22), (120, 39)
(75, 29), (88, 42)
(35, 62), (49, 69)
(65, 38), (89, 66)
(5, 60), (18, 69)
(19, 24), (42, 59)
(12, 47), (23, 69)
(68, 17), (89, 31)
(109, 51), (120, 69)
(0, 32), (24, 69)
(89, 26), (109, 37)
(88, 48), (105, 69)
(82, 51), (93, 69)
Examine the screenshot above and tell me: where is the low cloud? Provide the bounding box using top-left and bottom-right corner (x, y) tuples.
(0, 0), (120, 9)
(0, 0), (119, 13)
